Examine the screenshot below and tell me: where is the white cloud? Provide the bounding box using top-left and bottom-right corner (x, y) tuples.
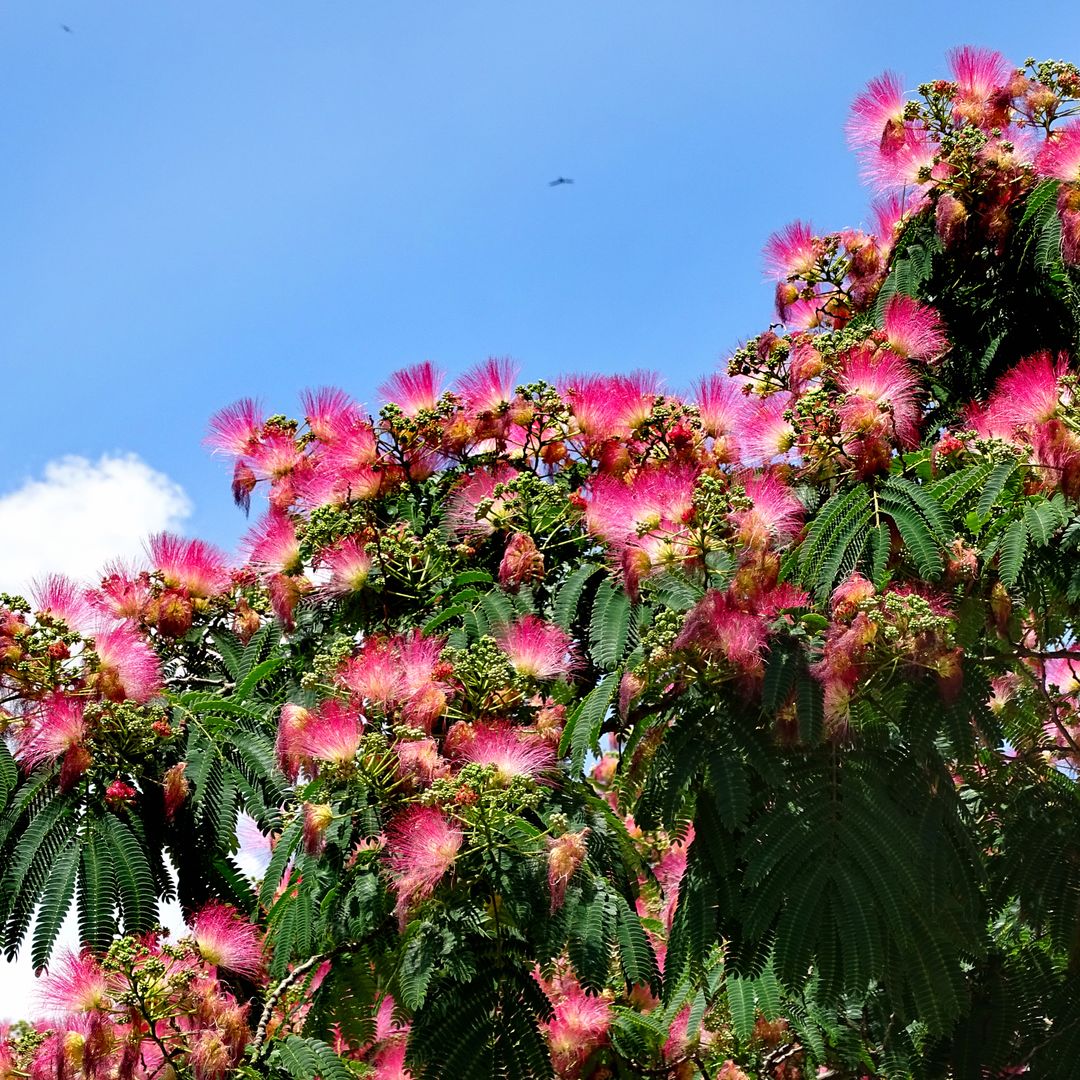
(0, 453), (192, 596)
(0, 453), (191, 1019)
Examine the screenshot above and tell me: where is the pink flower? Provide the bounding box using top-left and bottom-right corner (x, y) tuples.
(379, 361), (445, 415)
(446, 465), (516, 538)
(14, 695), (87, 772)
(304, 423), (382, 507)
(544, 983), (611, 1074)
(302, 802), (335, 856)
(837, 347), (921, 447)
(385, 806), (463, 919)
(763, 221), (820, 281)
(675, 590), (768, 677)
(948, 45), (1012, 127)
(31, 574), (98, 635)
(546, 829), (588, 911)
(741, 393), (797, 463)
(1036, 121), (1080, 183)
(301, 386), (363, 442)
(147, 534), (231, 598)
(1044, 656), (1080, 695)
(871, 191), (929, 254)
(693, 374), (750, 461)
(496, 616), (579, 680)
(559, 372), (663, 444)
(205, 398), (264, 457)
(296, 699), (363, 768)
(92, 625), (162, 703)
(862, 127), (938, 195)
(243, 510), (302, 577)
(730, 471), (804, 549)
(882, 295), (948, 361)
(35, 952), (110, 1014)
(190, 902), (265, 978)
(458, 722), (556, 783)
(315, 537), (372, 596)
(454, 357), (520, 414)
(499, 532), (545, 589)
(395, 738), (448, 789)
(989, 351), (1071, 430)
(847, 71), (908, 153)
(583, 463), (697, 549)
(92, 561), (152, 621)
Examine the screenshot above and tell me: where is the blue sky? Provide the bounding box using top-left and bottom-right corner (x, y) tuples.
(3, 0), (1080, 561)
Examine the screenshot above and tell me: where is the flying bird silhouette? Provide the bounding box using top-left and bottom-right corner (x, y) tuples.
(61, 24), (72, 32)
(548, 177), (574, 187)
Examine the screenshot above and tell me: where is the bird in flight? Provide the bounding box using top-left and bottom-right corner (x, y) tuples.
(61, 23), (72, 32)
(548, 177), (574, 187)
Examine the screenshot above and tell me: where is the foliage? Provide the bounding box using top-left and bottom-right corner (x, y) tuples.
(4, 45), (1080, 1080)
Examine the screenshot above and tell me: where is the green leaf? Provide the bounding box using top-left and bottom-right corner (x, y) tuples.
(552, 564), (603, 630)
(562, 671), (621, 773)
(31, 840), (79, 972)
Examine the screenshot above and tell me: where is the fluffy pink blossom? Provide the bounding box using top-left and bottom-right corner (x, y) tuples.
(454, 357), (520, 414)
(989, 351), (1071, 430)
(275, 703), (313, 780)
(301, 386), (363, 442)
(92, 561), (153, 621)
(315, 536), (372, 596)
(92, 625), (162, 703)
(496, 616), (579, 680)
(296, 699), (364, 767)
(395, 738), (448, 789)
(385, 806), (463, 919)
(1036, 121), (1080, 182)
(1044, 656), (1080, 695)
(458, 722), (556, 783)
(741, 393), (797, 463)
(14, 695), (87, 773)
(31, 574), (98, 635)
(882, 295), (948, 361)
(583, 464), (697, 549)
(544, 982), (611, 1075)
(861, 128), (937, 193)
(837, 348), (921, 447)
(730, 471), (804, 548)
(675, 590), (769, 677)
(948, 45), (1012, 127)
(205, 398), (264, 457)
(693, 374), (750, 461)
(559, 371), (663, 444)
(847, 71), (908, 153)
(546, 829), (588, 911)
(871, 191), (929, 254)
(446, 465), (516, 538)
(302, 802), (335, 856)
(379, 361), (445, 415)
(147, 534), (231, 598)
(244, 510), (302, 576)
(190, 902), (265, 978)
(762, 221), (820, 281)
(35, 952), (110, 1014)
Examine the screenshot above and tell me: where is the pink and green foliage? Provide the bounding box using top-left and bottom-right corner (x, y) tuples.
(5, 48), (1080, 1080)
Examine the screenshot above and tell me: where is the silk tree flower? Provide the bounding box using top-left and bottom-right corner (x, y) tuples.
(446, 465), (517, 538)
(91, 624), (162, 703)
(205, 398), (264, 457)
(301, 386), (363, 443)
(163, 761), (190, 821)
(559, 371), (663, 444)
(692, 374), (750, 462)
(740, 393), (797, 464)
(458, 722), (556, 784)
(582, 463), (697, 549)
(881, 295), (948, 362)
(454, 356), (520, 415)
(92, 560), (153, 621)
(496, 616), (579, 681)
(543, 979), (612, 1076)
(498, 532), (545, 589)
(190, 902), (265, 978)
(13, 694), (87, 772)
(385, 805), (463, 921)
(861, 127), (937, 194)
(296, 699), (364, 768)
(730, 471), (804, 549)
(1035, 121), (1080, 182)
(948, 45), (1013, 128)
(546, 829), (588, 911)
(314, 536), (373, 596)
(36, 951), (111, 1014)
(147, 533), (232, 598)
(275, 703), (312, 780)
(1044, 655), (1080, 696)
(243, 509), (302, 577)
(31, 574), (99, 635)
(837, 347), (921, 447)
(675, 589), (769, 679)
(846, 71), (908, 154)
(762, 221), (820, 281)
(379, 361), (445, 416)
(988, 351), (1072, 431)
(395, 737), (449, 790)
(302, 802), (335, 856)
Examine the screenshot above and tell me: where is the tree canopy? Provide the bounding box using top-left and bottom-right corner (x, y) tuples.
(3, 45), (1080, 1080)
